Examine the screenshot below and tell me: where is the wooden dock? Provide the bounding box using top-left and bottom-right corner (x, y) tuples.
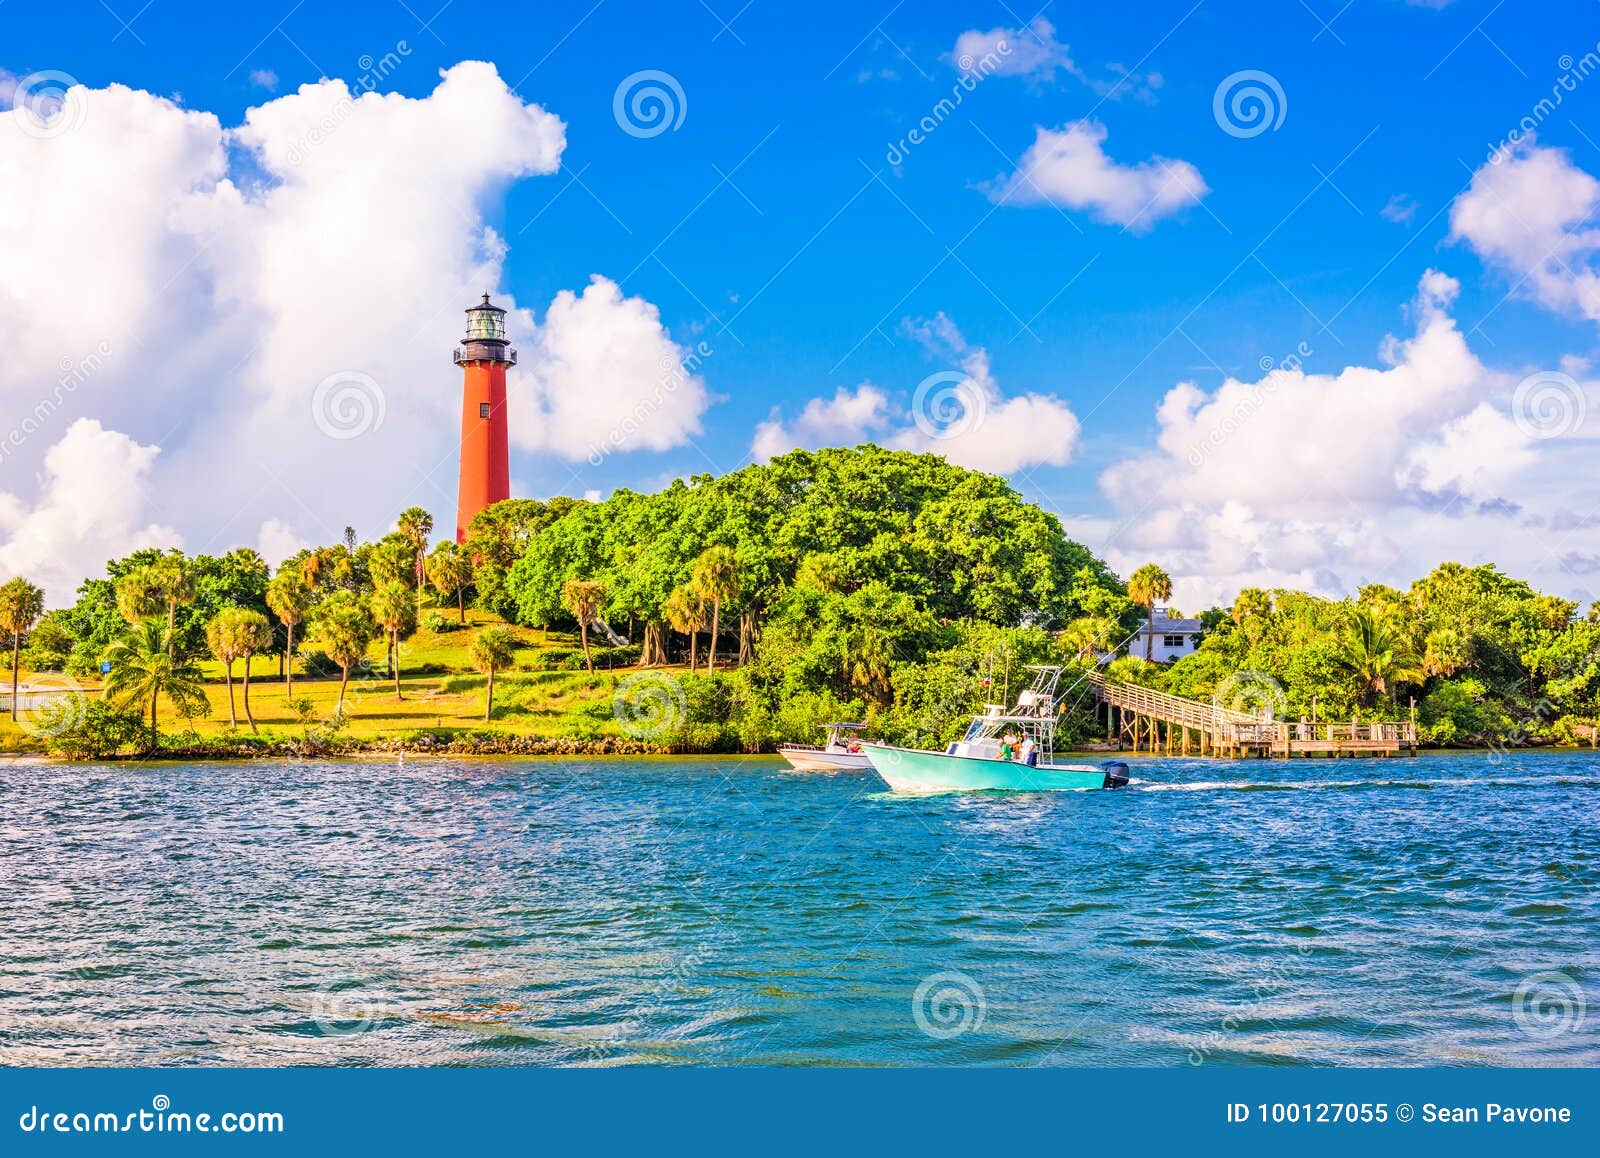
(1084, 672), (1417, 758)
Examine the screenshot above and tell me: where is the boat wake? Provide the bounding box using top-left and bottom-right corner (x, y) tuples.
(1129, 775), (1600, 793)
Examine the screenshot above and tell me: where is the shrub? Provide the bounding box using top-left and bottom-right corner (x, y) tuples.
(47, 702), (151, 759)
(531, 647), (578, 671)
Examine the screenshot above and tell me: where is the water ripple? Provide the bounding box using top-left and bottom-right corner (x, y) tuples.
(0, 752), (1595, 1066)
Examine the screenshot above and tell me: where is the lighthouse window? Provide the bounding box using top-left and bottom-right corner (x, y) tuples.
(479, 403), (491, 419)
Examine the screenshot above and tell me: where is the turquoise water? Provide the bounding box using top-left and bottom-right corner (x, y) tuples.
(0, 752), (1595, 1067)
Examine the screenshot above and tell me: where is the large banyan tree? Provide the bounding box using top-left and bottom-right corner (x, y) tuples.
(504, 445), (1123, 668)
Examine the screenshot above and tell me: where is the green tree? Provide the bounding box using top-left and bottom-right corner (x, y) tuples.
(309, 591), (376, 717)
(104, 621), (208, 748)
(234, 609), (272, 732)
(148, 552), (195, 647)
(1128, 563), (1173, 661)
(265, 572), (313, 696)
(368, 534), (415, 590)
(370, 580), (415, 699)
(205, 607), (272, 732)
(1422, 626), (1470, 678)
(692, 545), (740, 674)
(205, 608), (248, 729)
(468, 626), (517, 721)
(426, 541), (473, 625)
(663, 585), (707, 670)
(561, 579), (607, 674)
(0, 577), (45, 723)
(1231, 587), (1273, 627)
(396, 506), (433, 610)
(114, 565), (164, 625)
(1338, 605), (1422, 705)
(1059, 615), (1115, 664)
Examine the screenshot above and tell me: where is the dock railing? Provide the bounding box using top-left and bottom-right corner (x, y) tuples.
(1083, 671), (1260, 731)
(1084, 671), (1417, 754)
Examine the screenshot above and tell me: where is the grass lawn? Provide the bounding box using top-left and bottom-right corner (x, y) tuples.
(0, 610), (689, 753)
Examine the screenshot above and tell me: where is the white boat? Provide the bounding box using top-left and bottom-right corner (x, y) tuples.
(778, 722), (872, 771)
(864, 666), (1130, 792)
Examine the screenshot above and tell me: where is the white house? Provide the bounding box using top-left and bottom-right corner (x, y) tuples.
(1130, 608), (1205, 663)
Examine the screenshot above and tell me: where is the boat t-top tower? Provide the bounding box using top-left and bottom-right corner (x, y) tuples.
(454, 294), (515, 543)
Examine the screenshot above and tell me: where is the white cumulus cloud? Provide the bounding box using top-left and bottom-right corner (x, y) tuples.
(508, 275), (713, 462)
(0, 420), (180, 602)
(951, 17), (1075, 80)
(990, 120), (1206, 231)
(1450, 138), (1600, 325)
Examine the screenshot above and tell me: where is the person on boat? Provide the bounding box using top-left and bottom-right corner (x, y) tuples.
(999, 732), (1018, 761)
(1017, 736), (1037, 766)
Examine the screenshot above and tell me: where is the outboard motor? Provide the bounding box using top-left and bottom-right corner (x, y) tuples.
(1099, 760), (1131, 789)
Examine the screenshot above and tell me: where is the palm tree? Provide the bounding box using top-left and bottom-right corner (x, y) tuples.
(299, 549), (326, 591)
(561, 578), (607, 674)
(0, 577), (45, 723)
(1422, 626), (1470, 678)
(397, 506), (433, 612)
(692, 545), (740, 674)
(1128, 563), (1173, 661)
(309, 592), (376, 717)
(234, 610), (272, 732)
(205, 609), (248, 728)
(205, 607), (273, 732)
(114, 565), (163, 625)
(1338, 605), (1422, 705)
(662, 585), (706, 669)
(1059, 616), (1114, 665)
(426, 541), (473, 625)
(843, 624), (894, 701)
(265, 573), (312, 695)
(468, 626), (517, 721)
(370, 581), (414, 700)
(1230, 587), (1273, 626)
(149, 552), (194, 649)
(104, 621), (208, 748)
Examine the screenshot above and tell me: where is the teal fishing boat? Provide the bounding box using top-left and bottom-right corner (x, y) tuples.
(865, 665), (1130, 793)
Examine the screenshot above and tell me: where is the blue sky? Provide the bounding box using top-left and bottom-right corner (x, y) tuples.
(5, 1), (1600, 606)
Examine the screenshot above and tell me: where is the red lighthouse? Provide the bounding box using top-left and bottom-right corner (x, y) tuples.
(454, 294), (514, 543)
